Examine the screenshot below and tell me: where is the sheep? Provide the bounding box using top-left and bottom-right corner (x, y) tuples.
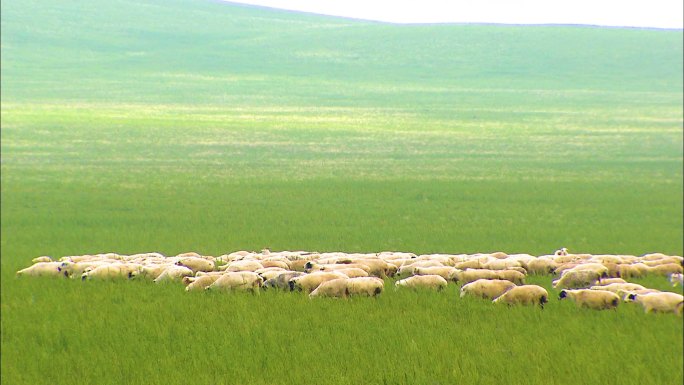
(334, 268), (370, 278)
(175, 257), (215, 273)
(260, 260), (290, 270)
(460, 279), (516, 300)
(263, 271), (306, 290)
(562, 263), (609, 278)
(595, 278), (627, 285)
(185, 275), (221, 291)
(589, 283), (646, 293)
(526, 258), (558, 275)
(483, 259), (521, 271)
(493, 270), (526, 285)
(82, 264), (141, 280)
(493, 285), (548, 308)
(220, 260), (264, 272)
(309, 278), (350, 299)
(59, 261), (98, 278)
(207, 272), (263, 292)
(413, 266), (459, 281)
(453, 269), (500, 285)
(16, 262), (64, 278)
(554, 247), (569, 256)
(616, 289), (662, 301)
(31, 256), (53, 264)
(552, 270), (601, 290)
(558, 289), (620, 310)
(395, 275), (448, 291)
(625, 292), (684, 315)
(670, 273), (683, 287)
(289, 272), (348, 293)
(648, 263), (683, 277)
(153, 265), (194, 283)
(346, 277), (384, 296)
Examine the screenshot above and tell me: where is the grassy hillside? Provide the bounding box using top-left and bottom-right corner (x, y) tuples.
(1, 0), (683, 384)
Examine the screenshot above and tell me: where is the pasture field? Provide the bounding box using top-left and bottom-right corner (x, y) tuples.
(1, 0), (683, 384)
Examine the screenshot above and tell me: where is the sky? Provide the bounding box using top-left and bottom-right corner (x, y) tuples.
(226, 0), (684, 29)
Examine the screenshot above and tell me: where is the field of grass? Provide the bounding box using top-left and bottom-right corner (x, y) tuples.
(1, 0), (683, 384)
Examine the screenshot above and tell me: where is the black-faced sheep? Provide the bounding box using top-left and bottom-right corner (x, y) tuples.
(558, 289), (620, 310)
(492, 285), (548, 308)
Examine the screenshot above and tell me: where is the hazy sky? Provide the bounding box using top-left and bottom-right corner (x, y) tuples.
(226, 0), (683, 29)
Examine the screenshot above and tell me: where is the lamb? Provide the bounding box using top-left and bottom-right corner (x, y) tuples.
(309, 278), (350, 299)
(670, 273), (683, 287)
(16, 262), (64, 277)
(493, 285), (548, 308)
(207, 271), (263, 292)
(558, 289), (620, 310)
(395, 275), (448, 291)
(346, 277), (384, 296)
(625, 292), (684, 315)
(460, 279), (516, 300)
(552, 270), (601, 290)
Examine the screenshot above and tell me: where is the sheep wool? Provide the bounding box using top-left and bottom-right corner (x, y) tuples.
(493, 285), (548, 308)
(558, 289), (620, 310)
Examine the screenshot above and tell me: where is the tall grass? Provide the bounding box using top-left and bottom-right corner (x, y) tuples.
(1, 0), (682, 384)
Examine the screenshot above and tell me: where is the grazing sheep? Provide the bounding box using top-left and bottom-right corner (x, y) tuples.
(625, 292), (684, 316)
(334, 268), (370, 278)
(670, 273), (683, 287)
(289, 272), (348, 293)
(460, 279), (516, 300)
(483, 259), (521, 271)
(589, 283), (646, 293)
(185, 275), (221, 291)
(526, 258), (558, 275)
(263, 271), (306, 290)
(207, 272), (263, 292)
(16, 262), (64, 278)
(395, 275), (448, 291)
(493, 270), (526, 285)
(31, 256), (53, 264)
(453, 269), (500, 285)
(153, 265), (194, 283)
(554, 248), (569, 256)
(558, 289), (620, 310)
(596, 278), (627, 286)
(176, 257), (215, 273)
(616, 289), (662, 301)
(413, 266), (459, 281)
(221, 260), (264, 272)
(346, 277), (384, 296)
(493, 285), (548, 308)
(82, 264), (141, 280)
(648, 263), (683, 276)
(309, 278), (350, 299)
(552, 270), (601, 290)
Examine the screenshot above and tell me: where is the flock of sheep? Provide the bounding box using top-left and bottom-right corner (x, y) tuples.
(16, 248), (684, 315)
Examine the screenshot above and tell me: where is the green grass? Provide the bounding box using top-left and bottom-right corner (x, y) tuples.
(1, 0), (683, 384)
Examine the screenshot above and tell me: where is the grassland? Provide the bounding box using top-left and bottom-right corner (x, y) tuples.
(1, 0), (683, 384)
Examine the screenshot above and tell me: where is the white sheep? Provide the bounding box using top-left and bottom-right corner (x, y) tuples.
(492, 285), (548, 308)
(395, 275), (448, 291)
(185, 275), (221, 291)
(625, 292), (684, 315)
(207, 271), (263, 292)
(413, 266), (459, 281)
(16, 262), (64, 278)
(309, 278), (350, 299)
(670, 273), (683, 287)
(558, 289), (620, 310)
(346, 277), (384, 296)
(153, 265), (194, 283)
(175, 257), (215, 273)
(289, 272), (349, 293)
(460, 279), (516, 300)
(589, 283), (646, 293)
(82, 264), (141, 280)
(552, 270), (601, 290)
